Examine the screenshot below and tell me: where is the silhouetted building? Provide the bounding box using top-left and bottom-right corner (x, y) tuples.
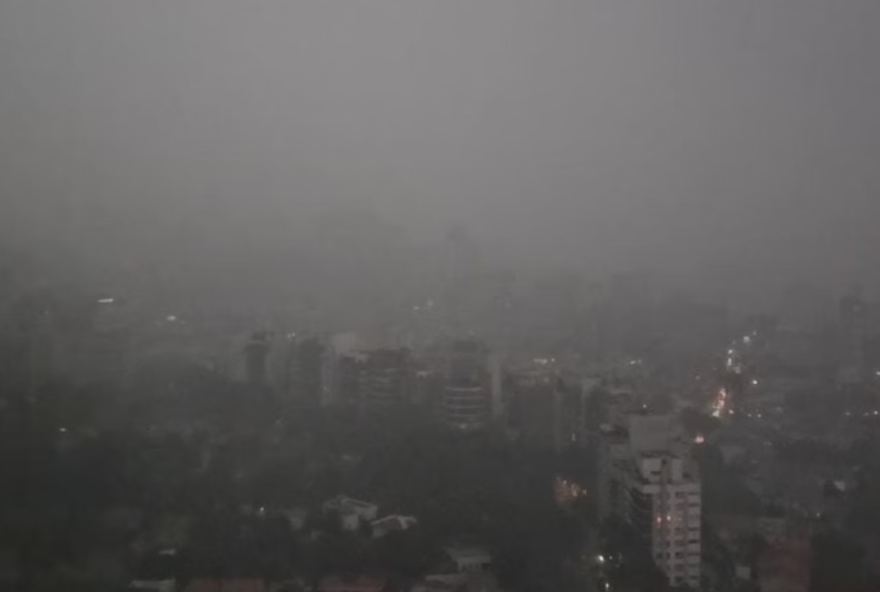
(332, 347), (415, 416)
(335, 352), (361, 407)
(626, 453), (701, 589)
(506, 370), (581, 450)
(295, 337), (325, 405)
(244, 332), (270, 387)
(599, 411), (701, 589)
(839, 288), (868, 384)
(357, 347), (414, 416)
(442, 339), (491, 430)
(272, 335), (327, 406)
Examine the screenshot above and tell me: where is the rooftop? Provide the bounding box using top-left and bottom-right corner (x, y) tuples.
(444, 545), (492, 562)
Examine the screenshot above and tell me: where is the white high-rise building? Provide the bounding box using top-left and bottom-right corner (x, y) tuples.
(597, 411), (702, 589)
(626, 453), (701, 589)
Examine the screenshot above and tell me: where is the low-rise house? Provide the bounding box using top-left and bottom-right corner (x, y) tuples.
(340, 512), (361, 532)
(323, 495), (379, 531)
(443, 546), (492, 573)
(323, 496), (379, 521)
(371, 515), (418, 539)
(281, 507), (309, 532)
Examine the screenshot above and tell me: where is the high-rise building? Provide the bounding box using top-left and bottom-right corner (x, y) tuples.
(441, 339), (491, 430)
(273, 336), (326, 406)
(626, 452), (702, 589)
(839, 288), (868, 384)
(243, 332), (270, 387)
(441, 223), (482, 332)
(596, 424), (631, 521)
(597, 411), (701, 589)
(294, 337), (326, 406)
(356, 347), (414, 416)
(330, 346), (415, 417)
(334, 351), (362, 407)
(505, 369), (581, 451)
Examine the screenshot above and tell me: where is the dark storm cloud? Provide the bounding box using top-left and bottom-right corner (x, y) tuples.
(1, 1), (878, 286)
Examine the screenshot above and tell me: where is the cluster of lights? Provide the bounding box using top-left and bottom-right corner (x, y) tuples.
(711, 388), (728, 418)
(655, 512), (682, 525)
(726, 347), (743, 374)
(534, 357), (556, 366)
(554, 477), (586, 505)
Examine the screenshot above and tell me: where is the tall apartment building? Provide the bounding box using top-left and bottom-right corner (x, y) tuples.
(243, 332), (271, 387)
(627, 452), (702, 589)
(272, 335), (326, 406)
(441, 339), (491, 430)
(505, 369), (582, 451)
(597, 411), (702, 589)
(330, 346), (415, 416)
(356, 347), (414, 416)
(597, 424), (631, 521)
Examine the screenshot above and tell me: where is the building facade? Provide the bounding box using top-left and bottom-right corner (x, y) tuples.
(597, 411), (702, 589)
(626, 453), (702, 589)
(441, 339), (491, 430)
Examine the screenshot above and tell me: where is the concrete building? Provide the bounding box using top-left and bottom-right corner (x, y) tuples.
(505, 368), (582, 451)
(322, 495), (379, 520)
(443, 383), (489, 430)
(839, 288), (868, 385)
(444, 545), (493, 573)
(371, 514), (418, 538)
(356, 347), (414, 415)
(330, 347), (415, 415)
(273, 336), (326, 406)
(334, 351), (362, 407)
(626, 452), (702, 589)
(597, 411), (702, 589)
(322, 495), (379, 532)
(441, 340), (492, 430)
(243, 332), (270, 387)
(596, 424), (631, 521)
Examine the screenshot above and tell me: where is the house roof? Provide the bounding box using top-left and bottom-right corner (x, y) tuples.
(371, 515), (417, 537)
(444, 546), (492, 563)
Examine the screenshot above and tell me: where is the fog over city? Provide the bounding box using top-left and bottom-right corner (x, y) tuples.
(4, 3), (880, 592)
(3, 0), (879, 300)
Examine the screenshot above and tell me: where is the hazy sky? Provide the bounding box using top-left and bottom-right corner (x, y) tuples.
(1, 1), (879, 286)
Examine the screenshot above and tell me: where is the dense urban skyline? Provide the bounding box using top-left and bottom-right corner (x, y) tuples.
(3, 3), (880, 591)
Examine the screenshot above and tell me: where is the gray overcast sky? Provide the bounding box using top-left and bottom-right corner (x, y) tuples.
(1, 1), (879, 287)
